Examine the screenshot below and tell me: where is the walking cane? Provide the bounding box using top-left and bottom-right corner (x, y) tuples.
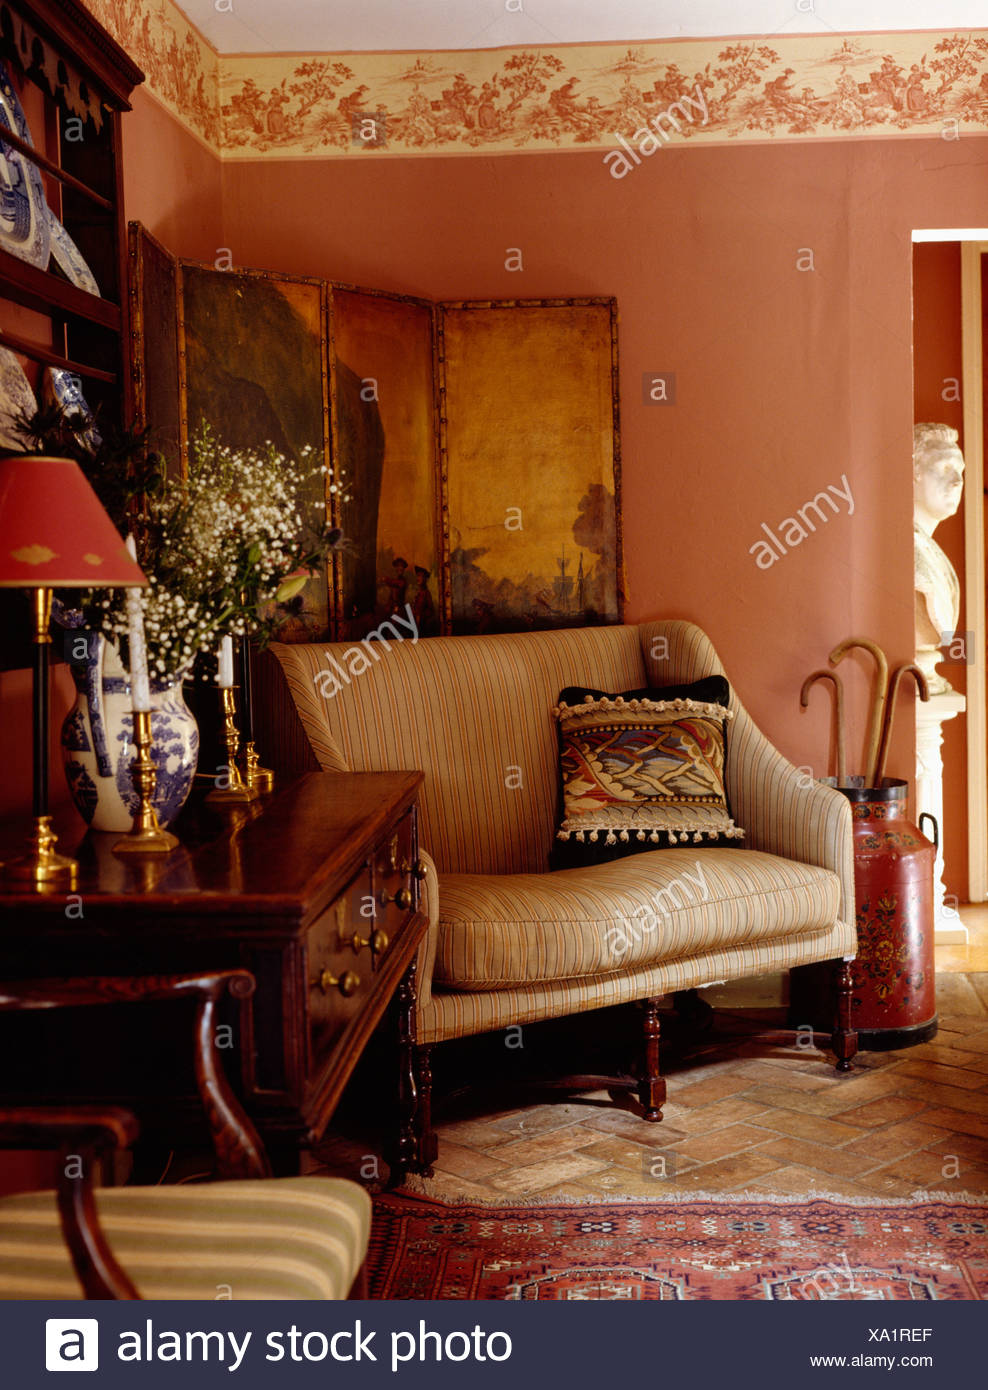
(874, 663), (929, 786)
(799, 669), (848, 787)
(829, 637), (889, 788)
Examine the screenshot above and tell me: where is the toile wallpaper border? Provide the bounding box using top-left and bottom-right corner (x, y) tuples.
(84, 1), (988, 160)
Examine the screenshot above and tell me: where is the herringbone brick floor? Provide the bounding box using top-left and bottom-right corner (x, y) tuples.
(408, 967), (988, 1203)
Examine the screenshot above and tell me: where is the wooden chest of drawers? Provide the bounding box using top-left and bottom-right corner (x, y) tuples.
(0, 772), (428, 1175)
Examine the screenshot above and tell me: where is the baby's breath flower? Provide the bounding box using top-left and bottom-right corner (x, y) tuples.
(81, 424), (348, 682)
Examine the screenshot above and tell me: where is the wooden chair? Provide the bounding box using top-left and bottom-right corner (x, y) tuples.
(0, 971), (370, 1300)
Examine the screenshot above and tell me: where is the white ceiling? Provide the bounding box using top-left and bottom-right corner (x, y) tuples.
(176, 1), (988, 55)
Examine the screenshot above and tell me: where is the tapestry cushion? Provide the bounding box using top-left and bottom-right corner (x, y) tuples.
(0, 1176), (370, 1300)
(552, 676), (743, 864)
(432, 849), (840, 989)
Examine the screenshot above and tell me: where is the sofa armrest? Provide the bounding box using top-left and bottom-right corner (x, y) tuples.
(412, 849), (441, 1014)
(727, 712), (855, 925)
(639, 619), (854, 925)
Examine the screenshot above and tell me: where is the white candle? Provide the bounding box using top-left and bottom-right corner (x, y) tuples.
(218, 634), (234, 688)
(124, 534), (151, 713)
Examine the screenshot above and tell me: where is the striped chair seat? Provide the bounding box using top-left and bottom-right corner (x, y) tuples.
(434, 849), (840, 989)
(0, 1177), (370, 1300)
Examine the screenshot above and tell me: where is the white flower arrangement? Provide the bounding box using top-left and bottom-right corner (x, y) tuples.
(88, 426), (350, 684)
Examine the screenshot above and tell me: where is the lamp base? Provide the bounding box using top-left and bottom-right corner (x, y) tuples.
(4, 816), (78, 889)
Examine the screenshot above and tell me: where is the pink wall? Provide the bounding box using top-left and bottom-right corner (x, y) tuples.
(220, 135), (988, 792)
(122, 88), (224, 258)
(912, 242), (967, 900)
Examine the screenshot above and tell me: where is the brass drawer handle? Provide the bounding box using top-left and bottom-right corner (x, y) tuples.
(312, 969), (360, 997)
(344, 929), (390, 955)
(378, 886), (413, 910)
(413, 859), (428, 880)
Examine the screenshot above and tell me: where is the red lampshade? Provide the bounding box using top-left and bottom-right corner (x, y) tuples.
(0, 454), (147, 588)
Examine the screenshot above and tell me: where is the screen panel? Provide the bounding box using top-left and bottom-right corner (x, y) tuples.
(439, 299), (620, 635)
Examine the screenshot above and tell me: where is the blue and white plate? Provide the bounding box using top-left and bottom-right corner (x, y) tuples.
(43, 364), (102, 454)
(49, 210), (99, 295)
(0, 345), (37, 450)
(0, 59), (50, 270)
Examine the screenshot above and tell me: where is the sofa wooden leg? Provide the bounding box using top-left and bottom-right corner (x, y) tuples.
(831, 958), (858, 1073)
(413, 1044), (439, 1176)
(638, 998), (666, 1121)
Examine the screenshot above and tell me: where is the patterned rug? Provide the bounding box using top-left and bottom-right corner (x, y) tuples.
(369, 1193), (988, 1299)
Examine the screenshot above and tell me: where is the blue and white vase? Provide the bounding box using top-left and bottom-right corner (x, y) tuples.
(60, 633), (199, 833)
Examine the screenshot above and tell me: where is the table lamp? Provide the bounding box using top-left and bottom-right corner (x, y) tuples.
(0, 454), (147, 888)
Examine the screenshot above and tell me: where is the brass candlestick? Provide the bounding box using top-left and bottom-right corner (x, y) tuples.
(5, 591), (78, 889)
(244, 741), (275, 793)
(113, 710), (179, 855)
(207, 687), (258, 804)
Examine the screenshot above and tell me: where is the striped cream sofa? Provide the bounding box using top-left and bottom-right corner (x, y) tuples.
(260, 619), (857, 1170)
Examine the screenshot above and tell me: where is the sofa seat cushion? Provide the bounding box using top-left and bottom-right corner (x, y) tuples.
(434, 849), (841, 989)
(0, 1177), (370, 1300)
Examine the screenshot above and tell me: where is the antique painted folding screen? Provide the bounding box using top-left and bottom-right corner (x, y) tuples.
(128, 228), (620, 640)
(128, 224), (182, 464)
(437, 298), (621, 634)
(328, 287), (440, 639)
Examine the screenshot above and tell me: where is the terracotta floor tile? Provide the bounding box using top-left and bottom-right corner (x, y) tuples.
(672, 1148), (783, 1191)
(853, 1169), (932, 1199)
(892, 1079), (988, 1115)
(753, 1136), (886, 1179)
(674, 1123), (770, 1164)
(921, 1107), (988, 1141)
(897, 1041), (988, 1067)
(580, 1109), (688, 1145)
(577, 1134), (697, 1176)
(749, 1164), (882, 1199)
(487, 1152), (608, 1195)
(433, 1141), (510, 1181)
(928, 1132), (988, 1163)
(540, 1182), (605, 1201)
(405, 1173), (508, 1203)
(816, 1070), (909, 1102)
(890, 1060), (987, 1090)
(667, 1074), (758, 1108)
(434, 1117), (522, 1150)
(934, 975), (988, 1018)
(734, 1061), (835, 1090)
(661, 1097), (772, 1134)
(488, 1103), (596, 1140)
(863, 1150), (988, 1193)
(746, 1109), (864, 1146)
(579, 1169), (694, 1199)
(841, 1119), (954, 1158)
(491, 1123), (599, 1167)
(934, 1018), (988, 1038)
(741, 1084), (857, 1117)
(832, 1095), (929, 1129)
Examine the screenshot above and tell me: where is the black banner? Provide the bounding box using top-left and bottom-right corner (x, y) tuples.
(2, 1298), (978, 1387)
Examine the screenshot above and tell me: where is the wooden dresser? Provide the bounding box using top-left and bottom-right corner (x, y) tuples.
(0, 771), (428, 1176)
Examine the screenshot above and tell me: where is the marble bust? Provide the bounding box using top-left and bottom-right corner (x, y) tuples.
(914, 422), (964, 694)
